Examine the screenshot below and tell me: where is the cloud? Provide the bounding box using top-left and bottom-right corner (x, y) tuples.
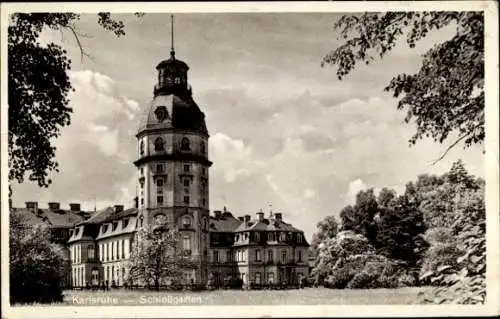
(12, 70), (140, 211)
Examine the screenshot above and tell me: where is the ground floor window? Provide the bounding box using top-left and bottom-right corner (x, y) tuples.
(255, 272), (261, 284)
(91, 268), (99, 285)
(267, 272), (274, 284)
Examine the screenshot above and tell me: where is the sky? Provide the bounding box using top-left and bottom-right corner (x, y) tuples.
(11, 13), (485, 240)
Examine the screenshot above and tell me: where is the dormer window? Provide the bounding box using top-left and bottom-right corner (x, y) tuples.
(180, 137), (190, 151)
(254, 232), (260, 241)
(123, 218), (129, 228)
(154, 137), (165, 152)
(112, 222), (118, 231)
(102, 224), (108, 233)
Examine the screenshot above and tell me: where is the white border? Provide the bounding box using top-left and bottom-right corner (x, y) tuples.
(1, 1), (498, 318)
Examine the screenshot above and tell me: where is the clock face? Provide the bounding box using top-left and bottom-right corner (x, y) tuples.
(154, 106), (168, 122)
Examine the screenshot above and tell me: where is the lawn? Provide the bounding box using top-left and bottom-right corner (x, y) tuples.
(62, 287), (433, 306)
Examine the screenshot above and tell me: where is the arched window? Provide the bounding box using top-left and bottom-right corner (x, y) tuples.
(200, 141), (206, 154)
(180, 137), (190, 151)
(154, 137), (165, 152)
(140, 141), (144, 155)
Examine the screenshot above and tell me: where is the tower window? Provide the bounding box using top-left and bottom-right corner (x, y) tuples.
(154, 137), (165, 152)
(202, 198), (206, 206)
(140, 141), (144, 155)
(156, 164), (164, 173)
(183, 164), (190, 172)
(156, 178), (164, 187)
(180, 137), (190, 151)
(183, 179), (190, 187)
(184, 196), (190, 205)
(140, 198), (144, 205)
(140, 181), (144, 189)
(200, 142), (205, 154)
(182, 216), (191, 227)
(140, 167), (144, 175)
(174, 77), (181, 84)
(157, 196), (164, 206)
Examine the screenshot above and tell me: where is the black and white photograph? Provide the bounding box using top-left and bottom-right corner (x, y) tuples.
(1, 1), (498, 318)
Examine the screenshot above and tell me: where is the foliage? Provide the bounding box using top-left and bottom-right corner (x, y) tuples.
(310, 215), (339, 259)
(8, 13), (139, 187)
(10, 211), (65, 304)
(322, 12), (484, 157)
(311, 230), (374, 285)
(420, 184), (485, 304)
(127, 224), (193, 291)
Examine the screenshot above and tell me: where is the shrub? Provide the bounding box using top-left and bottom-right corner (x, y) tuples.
(324, 266), (352, 289)
(347, 272), (379, 289)
(10, 213), (65, 304)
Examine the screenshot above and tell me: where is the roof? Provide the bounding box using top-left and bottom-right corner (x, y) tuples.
(156, 55), (189, 71)
(235, 217), (301, 233)
(11, 208), (88, 228)
(137, 94), (208, 135)
(78, 207), (137, 225)
(209, 213), (242, 233)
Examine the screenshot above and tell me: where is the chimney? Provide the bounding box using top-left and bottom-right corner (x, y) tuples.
(26, 201), (38, 211)
(257, 211), (264, 222)
(274, 212), (282, 221)
(48, 202), (60, 210)
(244, 214), (251, 223)
(214, 210), (222, 219)
(114, 205), (124, 213)
(238, 216), (244, 222)
(69, 203), (81, 211)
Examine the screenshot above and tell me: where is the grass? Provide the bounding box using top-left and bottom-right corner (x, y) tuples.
(60, 287), (433, 306)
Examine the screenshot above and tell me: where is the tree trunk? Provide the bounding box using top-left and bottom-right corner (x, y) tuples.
(155, 278), (159, 291)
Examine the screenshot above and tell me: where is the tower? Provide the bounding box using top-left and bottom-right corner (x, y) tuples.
(134, 16), (211, 284)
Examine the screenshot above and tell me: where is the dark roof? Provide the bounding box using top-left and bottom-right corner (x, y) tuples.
(138, 94), (208, 135)
(78, 207), (137, 225)
(209, 214), (242, 233)
(156, 56), (189, 71)
(11, 208), (87, 228)
(235, 217), (301, 233)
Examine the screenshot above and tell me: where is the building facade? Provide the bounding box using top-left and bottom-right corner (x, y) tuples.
(12, 43), (309, 290)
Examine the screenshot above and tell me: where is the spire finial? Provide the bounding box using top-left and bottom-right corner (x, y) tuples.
(170, 15), (175, 58)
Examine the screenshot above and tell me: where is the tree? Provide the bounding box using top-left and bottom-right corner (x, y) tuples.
(322, 12), (484, 161)
(127, 224), (193, 291)
(340, 189), (378, 243)
(10, 211), (66, 304)
(8, 13), (141, 187)
(311, 230), (375, 286)
(309, 215), (339, 258)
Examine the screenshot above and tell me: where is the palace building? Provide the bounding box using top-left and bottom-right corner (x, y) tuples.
(11, 20), (309, 289)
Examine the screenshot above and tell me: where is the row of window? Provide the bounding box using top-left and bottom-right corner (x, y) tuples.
(140, 195), (207, 208)
(140, 163), (207, 176)
(234, 231), (304, 243)
(99, 239), (132, 262)
(139, 137), (205, 155)
(104, 264), (127, 286)
(214, 249), (303, 263)
(101, 219), (130, 234)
